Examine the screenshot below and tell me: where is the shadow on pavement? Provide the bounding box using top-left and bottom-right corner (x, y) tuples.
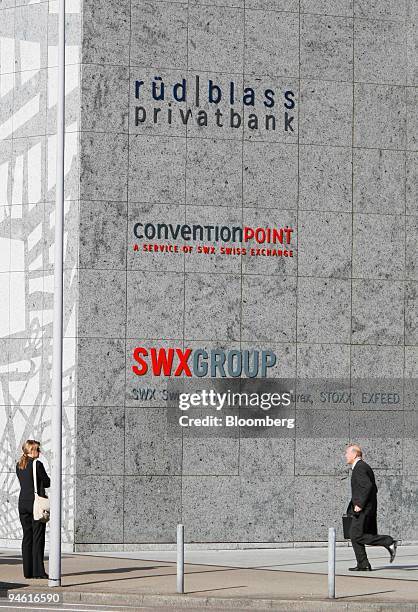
(338, 590), (395, 599)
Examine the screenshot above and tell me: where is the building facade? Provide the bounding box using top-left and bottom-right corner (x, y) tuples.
(0, 0), (417, 551)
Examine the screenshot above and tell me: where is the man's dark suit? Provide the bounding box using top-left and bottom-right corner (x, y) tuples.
(16, 458), (50, 578)
(348, 459), (394, 567)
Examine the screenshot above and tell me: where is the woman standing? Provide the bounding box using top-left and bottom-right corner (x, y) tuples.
(16, 440), (50, 579)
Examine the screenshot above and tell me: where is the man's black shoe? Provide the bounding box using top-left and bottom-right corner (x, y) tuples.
(33, 573), (48, 579)
(387, 540), (398, 563)
(349, 564), (372, 571)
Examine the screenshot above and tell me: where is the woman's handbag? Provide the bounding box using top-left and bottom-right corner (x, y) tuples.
(33, 459), (50, 523)
(342, 514), (352, 539)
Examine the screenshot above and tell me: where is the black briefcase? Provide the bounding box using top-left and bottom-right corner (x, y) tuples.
(342, 514), (352, 539)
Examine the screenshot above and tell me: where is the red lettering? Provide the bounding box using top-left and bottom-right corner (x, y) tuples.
(150, 348), (175, 376)
(132, 347), (148, 375)
(174, 348), (192, 376)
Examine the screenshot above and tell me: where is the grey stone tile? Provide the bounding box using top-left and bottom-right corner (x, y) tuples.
(240, 341), (297, 378)
(125, 408), (182, 475)
(188, 5), (244, 72)
(182, 475), (241, 541)
(0, 1), (15, 10)
(354, 83), (407, 149)
(130, 67), (189, 138)
(129, 67), (191, 136)
(81, 65), (129, 133)
(243, 76), (299, 144)
(297, 343), (351, 379)
(299, 145), (352, 213)
(407, 87), (418, 151)
(183, 438), (239, 476)
(47, 129), (80, 202)
(406, 216), (418, 281)
(401, 477), (418, 541)
(190, 0), (243, 6)
(76, 407), (125, 475)
(186, 72), (244, 141)
(47, 5), (81, 68)
(352, 280), (404, 345)
(79, 201), (127, 270)
(301, 0), (353, 15)
(243, 142), (298, 210)
(300, 80), (352, 146)
(354, 19), (407, 85)
(240, 476), (294, 541)
(298, 210), (352, 278)
(0, 9), (15, 75)
(246, 0), (298, 8)
(14, 2), (48, 71)
(0, 77), (13, 140)
(78, 269), (126, 338)
(186, 138), (242, 208)
(245, 10), (299, 77)
(295, 410), (349, 475)
(0, 141), (12, 203)
(12, 69), (48, 139)
(403, 412), (418, 474)
(354, 0), (407, 20)
(294, 476), (347, 540)
(128, 135), (186, 204)
(407, 21), (417, 86)
(241, 208), (297, 277)
(297, 278), (351, 343)
(353, 148), (405, 215)
(46, 64), (80, 135)
(124, 476), (181, 542)
(301, 15), (353, 81)
(77, 338), (125, 406)
(242, 275), (297, 342)
(127, 271), (184, 338)
(406, 152), (418, 216)
(351, 345), (404, 378)
(185, 206), (242, 274)
(240, 438), (294, 477)
(185, 273), (241, 341)
(75, 475), (124, 543)
(406, 281), (418, 345)
(352, 214), (405, 280)
(373, 475), (403, 537)
(125, 338), (184, 408)
(80, 132), (128, 201)
(128, 202), (185, 272)
(82, 0), (130, 65)
(131, 1), (188, 69)
(349, 411), (403, 471)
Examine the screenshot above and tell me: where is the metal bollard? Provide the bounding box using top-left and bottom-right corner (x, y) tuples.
(177, 524), (184, 594)
(328, 527), (336, 598)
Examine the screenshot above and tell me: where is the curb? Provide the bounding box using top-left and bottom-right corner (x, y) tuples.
(1, 588), (417, 611)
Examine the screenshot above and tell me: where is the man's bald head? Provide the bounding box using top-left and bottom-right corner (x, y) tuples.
(345, 444), (363, 465)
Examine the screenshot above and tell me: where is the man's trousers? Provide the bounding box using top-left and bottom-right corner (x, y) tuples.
(350, 510), (393, 567)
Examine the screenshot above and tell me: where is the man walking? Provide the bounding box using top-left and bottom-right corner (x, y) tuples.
(345, 444), (398, 571)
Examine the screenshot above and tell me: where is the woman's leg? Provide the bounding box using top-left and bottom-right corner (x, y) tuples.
(32, 519), (46, 577)
(19, 509), (33, 578)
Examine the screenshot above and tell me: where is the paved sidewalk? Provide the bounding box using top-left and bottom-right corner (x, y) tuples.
(1, 546), (417, 610)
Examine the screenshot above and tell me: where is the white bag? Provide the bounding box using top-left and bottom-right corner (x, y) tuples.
(33, 459), (50, 523)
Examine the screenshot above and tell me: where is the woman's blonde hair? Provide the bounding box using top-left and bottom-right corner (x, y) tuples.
(17, 439), (40, 470)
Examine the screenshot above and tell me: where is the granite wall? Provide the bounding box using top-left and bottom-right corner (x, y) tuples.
(1, 0), (417, 551)
(72, 0), (418, 548)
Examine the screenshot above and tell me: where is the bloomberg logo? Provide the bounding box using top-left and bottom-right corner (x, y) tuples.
(132, 347), (277, 378)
